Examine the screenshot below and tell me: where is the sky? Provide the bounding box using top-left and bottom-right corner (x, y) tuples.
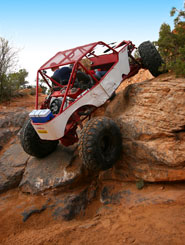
(0, 0), (184, 85)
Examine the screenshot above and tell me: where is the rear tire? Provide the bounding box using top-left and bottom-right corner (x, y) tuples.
(20, 119), (58, 158)
(138, 41), (163, 77)
(78, 117), (122, 171)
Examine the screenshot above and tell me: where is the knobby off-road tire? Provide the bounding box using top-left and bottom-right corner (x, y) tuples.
(20, 119), (58, 158)
(78, 117), (122, 171)
(138, 41), (163, 77)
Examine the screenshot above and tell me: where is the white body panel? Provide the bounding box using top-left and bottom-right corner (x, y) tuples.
(32, 47), (130, 140)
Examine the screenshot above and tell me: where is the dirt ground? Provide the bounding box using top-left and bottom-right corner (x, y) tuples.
(1, 182), (185, 245)
(0, 92), (45, 112)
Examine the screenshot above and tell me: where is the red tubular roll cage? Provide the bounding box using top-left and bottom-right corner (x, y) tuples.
(35, 40), (137, 111)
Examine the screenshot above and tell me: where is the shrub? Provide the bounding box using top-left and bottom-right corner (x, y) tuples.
(157, 6), (185, 76)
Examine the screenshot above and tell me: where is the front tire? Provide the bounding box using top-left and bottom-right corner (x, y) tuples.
(78, 117), (122, 171)
(138, 41), (163, 77)
(20, 119), (58, 158)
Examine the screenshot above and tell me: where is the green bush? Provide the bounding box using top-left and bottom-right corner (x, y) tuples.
(156, 6), (185, 76)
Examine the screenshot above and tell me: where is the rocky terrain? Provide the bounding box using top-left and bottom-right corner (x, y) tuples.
(0, 70), (185, 245)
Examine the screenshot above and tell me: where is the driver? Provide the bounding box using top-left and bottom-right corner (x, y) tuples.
(50, 62), (72, 85)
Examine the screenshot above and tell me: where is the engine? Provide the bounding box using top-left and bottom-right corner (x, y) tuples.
(50, 96), (74, 114)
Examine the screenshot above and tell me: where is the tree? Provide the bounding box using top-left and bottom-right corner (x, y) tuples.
(157, 23), (176, 66)
(157, 6), (185, 76)
(0, 37), (18, 101)
(0, 37), (29, 101)
(170, 5), (185, 25)
(7, 69), (28, 90)
(0, 37), (17, 75)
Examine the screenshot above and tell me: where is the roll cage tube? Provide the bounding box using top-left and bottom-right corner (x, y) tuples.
(36, 71), (39, 109)
(39, 71), (52, 88)
(35, 41), (124, 110)
(59, 63), (78, 113)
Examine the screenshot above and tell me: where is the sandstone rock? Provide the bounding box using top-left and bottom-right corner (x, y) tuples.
(0, 142), (29, 193)
(100, 185), (131, 205)
(104, 74), (185, 182)
(22, 204), (47, 222)
(19, 145), (82, 194)
(11, 111), (29, 127)
(20, 183), (97, 222)
(0, 110), (29, 128)
(0, 110), (29, 149)
(116, 69), (154, 93)
(51, 187), (97, 221)
(0, 129), (14, 149)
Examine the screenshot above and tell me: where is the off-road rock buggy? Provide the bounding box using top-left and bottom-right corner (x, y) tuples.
(21, 40), (163, 171)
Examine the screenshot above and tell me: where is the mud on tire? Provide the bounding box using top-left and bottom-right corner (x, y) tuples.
(138, 41), (163, 77)
(78, 117), (122, 171)
(20, 119), (58, 158)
